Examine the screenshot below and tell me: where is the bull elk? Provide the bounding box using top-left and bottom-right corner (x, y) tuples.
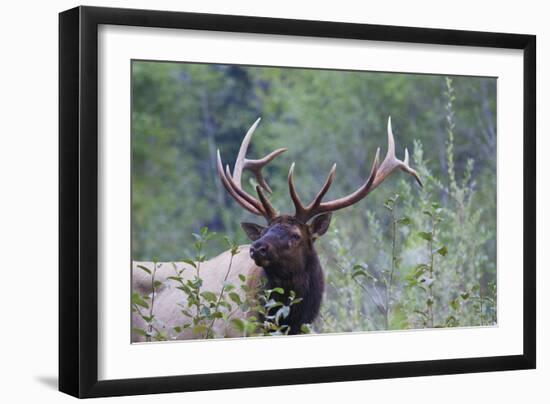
(132, 117), (422, 341)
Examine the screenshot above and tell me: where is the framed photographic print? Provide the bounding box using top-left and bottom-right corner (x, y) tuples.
(59, 5), (536, 398)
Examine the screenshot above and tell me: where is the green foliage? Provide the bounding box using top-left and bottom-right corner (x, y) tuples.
(132, 61), (497, 336)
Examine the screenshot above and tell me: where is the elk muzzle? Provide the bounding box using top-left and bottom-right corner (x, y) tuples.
(250, 240), (272, 266)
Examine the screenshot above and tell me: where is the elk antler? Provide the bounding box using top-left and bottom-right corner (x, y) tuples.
(288, 117), (422, 223)
(217, 118), (286, 222)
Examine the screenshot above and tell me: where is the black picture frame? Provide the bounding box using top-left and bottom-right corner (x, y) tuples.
(59, 5), (536, 398)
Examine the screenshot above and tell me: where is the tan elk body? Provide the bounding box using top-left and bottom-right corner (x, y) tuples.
(132, 246), (264, 340)
(132, 117), (421, 341)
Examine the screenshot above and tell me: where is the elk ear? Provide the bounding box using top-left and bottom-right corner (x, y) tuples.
(241, 222), (266, 241)
(309, 212), (332, 241)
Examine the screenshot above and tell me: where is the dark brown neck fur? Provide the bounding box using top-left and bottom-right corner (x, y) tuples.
(262, 247), (325, 334)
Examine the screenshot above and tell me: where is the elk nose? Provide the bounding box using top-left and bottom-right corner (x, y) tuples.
(251, 241), (268, 258)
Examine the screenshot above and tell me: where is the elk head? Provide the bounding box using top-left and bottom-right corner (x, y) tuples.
(216, 117), (422, 330)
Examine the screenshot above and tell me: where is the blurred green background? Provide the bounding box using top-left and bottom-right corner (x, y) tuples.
(131, 60), (496, 331)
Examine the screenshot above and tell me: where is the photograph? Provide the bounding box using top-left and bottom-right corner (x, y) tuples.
(130, 61), (497, 342)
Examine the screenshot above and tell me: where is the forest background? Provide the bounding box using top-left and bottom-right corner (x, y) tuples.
(132, 61), (497, 332)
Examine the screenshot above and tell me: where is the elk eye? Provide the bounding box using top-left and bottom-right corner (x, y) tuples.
(291, 234), (300, 241)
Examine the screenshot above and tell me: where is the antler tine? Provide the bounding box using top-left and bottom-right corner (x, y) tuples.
(290, 116), (422, 223)
(225, 165), (265, 213)
(402, 148), (423, 187)
(232, 117), (287, 194)
(288, 163), (338, 222)
(216, 150), (263, 216)
(371, 116), (423, 189)
(288, 162), (307, 220)
(312, 148), (380, 216)
(244, 148), (287, 194)
(256, 185), (278, 220)
(217, 118), (285, 222)
(308, 163), (337, 209)
(232, 118), (261, 186)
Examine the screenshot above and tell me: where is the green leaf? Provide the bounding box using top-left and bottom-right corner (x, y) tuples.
(265, 298), (283, 310)
(351, 269), (368, 279)
(245, 322), (258, 335)
(132, 328), (148, 337)
(192, 324), (208, 335)
(231, 318), (245, 332)
(181, 258), (196, 268)
(418, 231), (433, 241)
(290, 297), (303, 306)
(223, 282), (235, 292)
(200, 291), (218, 302)
(411, 264), (429, 278)
(406, 278), (419, 287)
(450, 298), (459, 311)
(352, 263), (368, 271)
(397, 216), (411, 225)
(153, 280), (162, 289)
(435, 246), (448, 256)
(173, 326), (182, 333)
(228, 292), (242, 305)
(460, 292), (470, 300)
(136, 265), (151, 275)
(238, 274), (246, 282)
(270, 287), (285, 295)
(414, 310), (428, 318)
(445, 315), (459, 327)
(393, 256), (403, 267)
(176, 285), (192, 295)
(131, 292), (149, 309)
(240, 301), (250, 312)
